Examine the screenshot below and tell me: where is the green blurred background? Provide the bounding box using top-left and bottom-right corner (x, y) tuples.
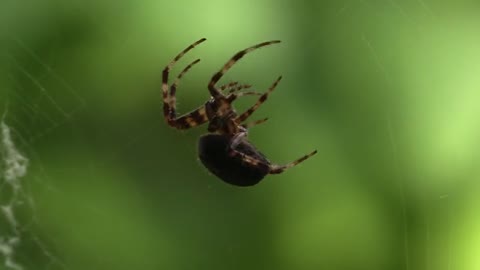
(1, 1), (480, 270)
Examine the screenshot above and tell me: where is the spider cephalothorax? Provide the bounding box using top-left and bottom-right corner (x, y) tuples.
(162, 38), (316, 186)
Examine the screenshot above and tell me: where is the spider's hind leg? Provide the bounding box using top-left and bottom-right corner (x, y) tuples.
(228, 132), (316, 175)
(269, 150), (318, 174)
(229, 147), (317, 175)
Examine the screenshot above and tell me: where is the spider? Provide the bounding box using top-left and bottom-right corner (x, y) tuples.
(162, 38), (317, 186)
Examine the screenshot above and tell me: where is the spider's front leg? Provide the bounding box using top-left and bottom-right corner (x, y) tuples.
(235, 76), (282, 124)
(162, 38), (210, 130)
(208, 40), (281, 98)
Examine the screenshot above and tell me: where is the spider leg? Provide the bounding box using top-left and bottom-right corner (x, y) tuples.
(162, 38), (208, 129)
(226, 84), (253, 94)
(219, 82), (239, 91)
(241, 117), (269, 129)
(235, 76), (282, 123)
(226, 91), (262, 103)
(220, 82), (255, 95)
(234, 91), (262, 97)
(227, 132), (270, 168)
(230, 131), (248, 150)
(229, 149), (270, 167)
(168, 58), (201, 110)
(165, 59), (208, 129)
(163, 38), (206, 103)
(166, 106), (209, 130)
(269, 150), (318, 174)
(208, 40), (281, 98)
(228, 134), (316, 174)
(228, 148), (317, 174)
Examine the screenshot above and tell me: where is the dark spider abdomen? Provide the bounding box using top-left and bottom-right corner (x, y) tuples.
(198, 134), (270, 186)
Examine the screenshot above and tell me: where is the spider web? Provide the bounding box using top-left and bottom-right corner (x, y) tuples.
(0, 37), (86, 270)
(356, 1), (464, 270)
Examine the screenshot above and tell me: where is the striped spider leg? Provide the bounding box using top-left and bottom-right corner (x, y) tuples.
(206, 42), (317, 175)
(162, 38), (208, 129)
(228, 77), (318, 175)
(164, 39), (317, 186)
(162, 39), (265, 130)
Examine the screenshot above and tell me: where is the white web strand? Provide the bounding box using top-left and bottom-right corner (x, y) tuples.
(362, 34), (410, 270)
(2, 121), (29, 190)
(0, 36), (83, 270)
(1, 115), (29, 270)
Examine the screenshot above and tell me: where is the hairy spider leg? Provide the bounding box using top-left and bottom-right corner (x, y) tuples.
(220, 82), (261, 96)
(236, 91), (261, 97)
(226, 84), (253, 94)
(219, 81), (239, 91)
(169, 58), (201, 108)
(235, 76), (282, 123)
(229, 146), (317, 175)
(168, 59), (212, 129)
(269, 150), (318, 174)
(226, 91), (263, 104)
(162, 39), (264, 130)
(225, 84), (264, 103)
(220, 82), (257, 96)
(241, 117), (269, 129)
(167, 106), (210, 129)
(208, 40), (281, 98)
(162, 38), (209, 129)
(163, 38), (206, 108)
(165, 59), (209, 129)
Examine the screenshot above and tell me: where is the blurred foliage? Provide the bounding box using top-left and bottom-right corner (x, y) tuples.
(1, 1), (480, 270)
